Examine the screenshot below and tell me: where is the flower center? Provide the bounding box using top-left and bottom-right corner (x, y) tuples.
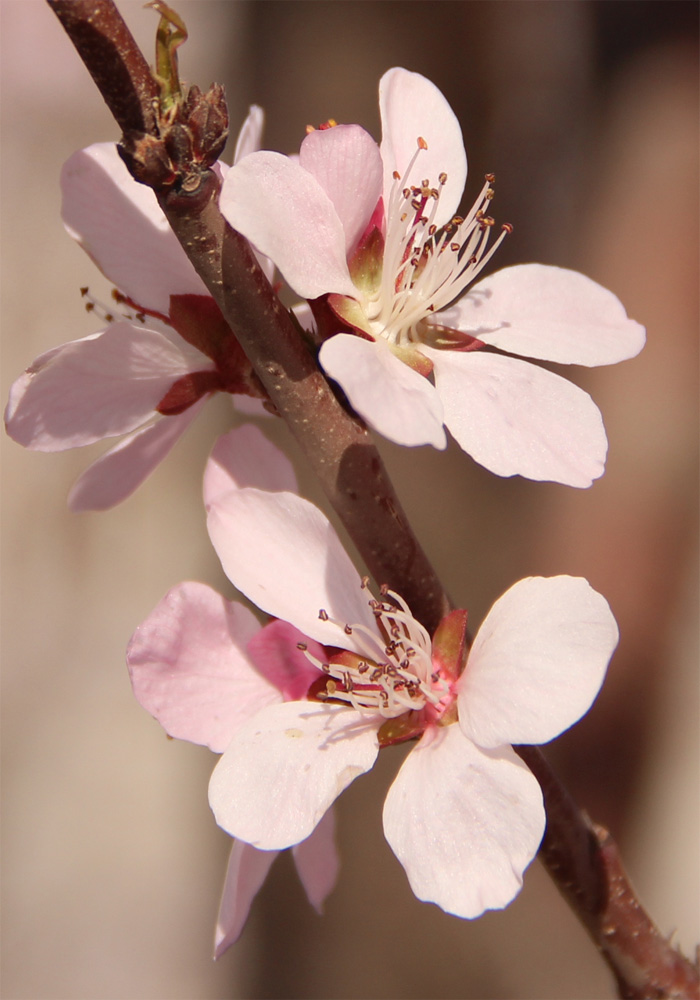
(366, 139), (512, 347)
(300, 579), (451, 719)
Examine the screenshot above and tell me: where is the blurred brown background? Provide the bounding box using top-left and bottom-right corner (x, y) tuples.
(1, 2), (698, 998)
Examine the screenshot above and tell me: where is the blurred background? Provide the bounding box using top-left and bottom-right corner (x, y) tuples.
(1, 1), (697, 997)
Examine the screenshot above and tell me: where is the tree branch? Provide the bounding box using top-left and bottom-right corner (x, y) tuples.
(517, 746), (699, 999)
(47, 1), (158, 134)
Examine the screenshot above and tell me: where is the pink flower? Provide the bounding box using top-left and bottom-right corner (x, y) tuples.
(219, 68), (645, 487)
(200, 428), (619, 919)
(126, 426), (339, 955)
(4, 108), (267, 511)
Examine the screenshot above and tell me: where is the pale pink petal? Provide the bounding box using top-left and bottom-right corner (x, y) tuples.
(203, 425), (298, 509)
(127, 581), (278, 753)
(214, 840), (278, 958)
(231, 395), (273, 418)
(292, 301), (316, 335)
(319, 335), (446, 449)
(5, 322), (209, 451)
(233, 105), (264, 163)
(383, 725), (544, 918)
(68, 400), (205, 511)
(219, 152), (356, 299)
(231, 106), (277, 280)
(379, 67), (467, 226)
(458, 576), (618, 749)
(426, 348), (607, 487)
(209, 701), (379, 849)
(439, 264), (646, 366)
(207, 488), (379, 651)
(61, 143), (208, 313)
(292, 807), (340, 913)
(300, 125), (382, 257)
(247, 620), (325, 702)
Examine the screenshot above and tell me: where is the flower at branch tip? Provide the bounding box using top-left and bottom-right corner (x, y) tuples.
(4, 107), (270, 511)
(126, 426), (338, 956)
(145, 426), (618, 921)
(219, 67), (646, 488)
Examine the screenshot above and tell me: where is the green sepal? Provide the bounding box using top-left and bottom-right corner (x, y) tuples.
(328, 294), (374, 339)
(431, 608), (469, 681)
(377, 711), (425, 747)
(148, 1), (188, 112)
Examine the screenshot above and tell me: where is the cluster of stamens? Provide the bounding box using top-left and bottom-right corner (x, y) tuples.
(298, 579), (450, 718)
(366, 137), (512, 345)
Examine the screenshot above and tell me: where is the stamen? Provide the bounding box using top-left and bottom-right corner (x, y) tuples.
(299, 579), (450, 718)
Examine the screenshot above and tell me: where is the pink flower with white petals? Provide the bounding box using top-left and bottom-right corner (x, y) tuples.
(126, 426), (339, 956)
(198, 427), (619, 919)
(219, 68), (646, 487)
(4, 107), (268, 511)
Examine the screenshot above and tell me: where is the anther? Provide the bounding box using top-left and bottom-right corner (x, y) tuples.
(502, 222), (514, 234)
(318, 609), (329, 621)
(296, 643), (307, 651)
(361, 576), (370, 589)
(485, 172), (495, 182)
(344, 624), (353, 635)
(439, 172), (447, 184)
(417, 136), (428, 150)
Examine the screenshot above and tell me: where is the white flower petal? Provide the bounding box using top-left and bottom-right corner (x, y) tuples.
(291, 807), (340, 913)
(379, 68), (467, 227)
(209, 701), (379, 849)
(383, 725), (544, 918)
(127, 581), (278, 753)
(207, 488), (379, 651)
(219, 151), (356, 299)
(426, 348), (607, 487)
(459, 576), (618, 749)
(67, 401), (204, 511)
(443, 264), (646, 366)
(214, 840), (278, 958)
(300, 124), (382, 257)
(5, 322), (209, 451)
(233, 105), (264, 163)
(320, 335), (446, 449)
(61, 143), (208, 313)
(203, 425), (298, 509)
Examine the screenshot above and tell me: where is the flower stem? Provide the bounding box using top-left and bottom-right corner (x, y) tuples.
(45, 2), (700, 996)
